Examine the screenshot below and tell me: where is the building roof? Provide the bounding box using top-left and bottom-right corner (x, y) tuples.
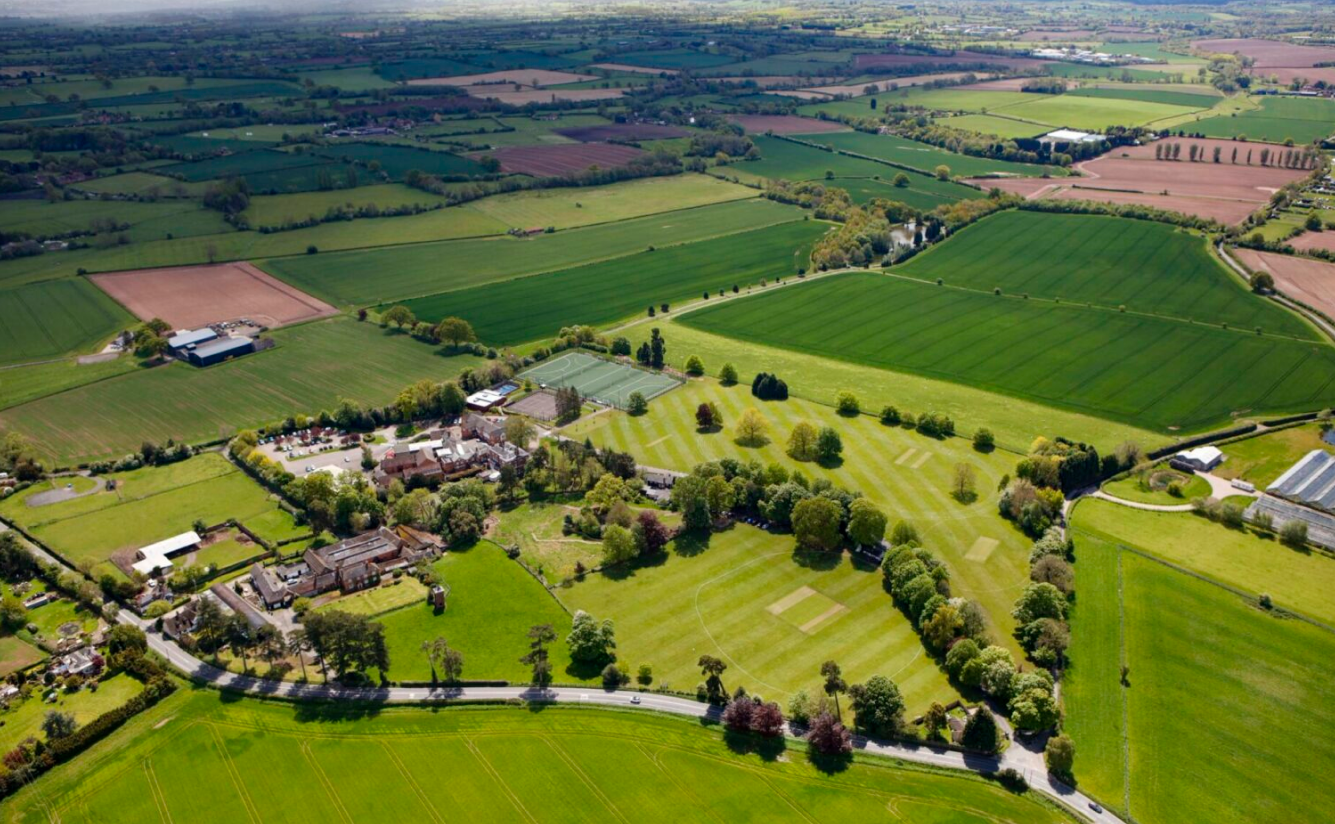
(1177, 446), (1223, 465)
(190, 335), (253, 360)
(1042, 128), (1104, 142)
(467, 389), (506, 407)
(1268, 450), (1335, 509)
(250, 563), (289, 606)
(305, 527), (404, 575)
(133, 530), (201, 574)
(167, 328), (218, 349)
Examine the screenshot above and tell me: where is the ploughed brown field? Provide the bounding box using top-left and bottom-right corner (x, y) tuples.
(1260, 67), (1335, 86)
(1192, 38), (1335, 68)
(727, 114), (850, 134)
(1234, 248), (1335, 319)
(853, 51), (1044, 71)
(970, 138), (1305, 225)
(482, 142), (646, 176)
(556, 123), (690, 142)
(89, 262), (337, 329)
(1288, 231), (1335, 254)
(589, 62), (679, 75)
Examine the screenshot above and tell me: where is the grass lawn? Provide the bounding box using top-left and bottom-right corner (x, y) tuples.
(0, 453), (299, 579)
(1065, 509), (1335, 824)
(260, 198), (803, 307)
(561, 523), (960, 713)
(0, 674), (143, 755)
(398, 219), (827, 346)
(19, 598), (99, 649)
(318, 576), (428, 617)
(0, 635), (47, 677)
(1100, 464), (1211, 504)
(0, 692), (1078, 824)
(1073, 498), (1335, 624)
(0, 317), (483, 466)
(0, 278), (135, 366)
(565, 379), (1031, 664)
(678, 271), (1335, 435)
(895, 211), (1315, 338)
(375, 541), (578, 683)
(468, 174), (755, 229)
(612, 316), (1157, 451)
(1213, 424), (1333, 487)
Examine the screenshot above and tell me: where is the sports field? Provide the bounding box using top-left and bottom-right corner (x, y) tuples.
(260, 198), (803, 307)
(520, 352), (681, 408)
(1064, 504), (1335, 824)
(398, 219), (826, 346)
(0, 277), (134, 366)
(678, 271), (1335, 433)
(1193, 96), (1335, 144)
(375, 541), (579, 683)
(0, 453), (304, 579)
(565, 380), (1031, 664)
(0, 694), (1077, 824)
(895, 211), (1316, 338)
(0, 318), (484, 466)
(563, 524), (961, 712)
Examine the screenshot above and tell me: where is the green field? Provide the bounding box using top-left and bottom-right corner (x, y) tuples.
(562, 523), (961, 713)
(0, 278), (134, 366)
(1212, 424), (1333, 487)
(1065, 502), (1335, 824)
(616, 48), (737, 69)
(318, 576), (428, 617)
(0, 199), (208, 238)
(0, 318), (483, 466)
(157, 148), (336, 183)
(610, 316), (1158, 450)
(803, 131), (1060, 177)
(1100, 465), (1210, 505)
(0, 693), (1077, 824)
(1068, 85), (1223, 110)
(934, 114), (1048, 139)
(467, 174), (755, 229)
(261, 198), (803, 307)
(0, 634), (45, 676)
(1074, 498), (1335, 624)
(895, 211), (1315, 338)
(0, 674), (143, 755)
(1192, 96), (1335, 144)
(990, 93), (1203, 130)
(0, 453), (303, 579)
(241, 183), (453, 227)
(312, 141), (486, 179)
(398, 219), (826, 346)
(566, 379), (1031, 664)
(678, 271), (1335, 433)
(376, 542), (578, 683)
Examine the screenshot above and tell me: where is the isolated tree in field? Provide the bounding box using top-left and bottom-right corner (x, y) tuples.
(815, 426), (843, 465)
(1045, 734), (1076, 777)
(952, 463), (977, 501)
(1154, 143), (1163, 160)
(567, 610), (616, 663)
(421, 637), (464, 683)
(820, 660), (848, 717)
(1251, 271), (1273, 293)
(521, 623), (557, 688)
(847, 498), (887, 547)
(382, 305), (415, 329)
(893, 172), (910, 188)
(734, 408), (770, 447)
(972, 428), (994, 451)
(627, 391), (648, 415)
(601, 523), (637, 566)
(699, 654), (728, 703)
(961, 706), (999, 753)
(41, 710), (77, 741)
(719, 362), (739, 385)
(1212, 146), (1221, 163)
(787, 421), (818, 460)
(934, 164), (950, 181)
(684, 354), (705, 376)
(835, 391), (860, 416)
(695, 402), (716, 431)
(793, 497), (843, 551)
(435, 316), (476, 347)
(805, 709), (852, 755)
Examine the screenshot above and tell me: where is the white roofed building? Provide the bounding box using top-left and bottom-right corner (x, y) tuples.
(1171, 446), (1224, 472)
(132, 530), (202, 576)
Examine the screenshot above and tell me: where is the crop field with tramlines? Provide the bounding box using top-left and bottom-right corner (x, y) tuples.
(0, 278), (134, 365)
(679, 271), (1335, 433)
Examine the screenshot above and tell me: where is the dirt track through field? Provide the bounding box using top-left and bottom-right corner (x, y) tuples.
(90, 261), (338, 329)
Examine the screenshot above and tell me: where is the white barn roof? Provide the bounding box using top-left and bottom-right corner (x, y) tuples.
(133, 530), (202, 575)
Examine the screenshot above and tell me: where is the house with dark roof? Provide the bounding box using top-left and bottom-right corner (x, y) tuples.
(294, 527), (434, 596)
(463, 413), (507, 445)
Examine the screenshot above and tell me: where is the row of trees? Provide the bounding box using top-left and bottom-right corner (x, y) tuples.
(1153, 141), (1321, 169)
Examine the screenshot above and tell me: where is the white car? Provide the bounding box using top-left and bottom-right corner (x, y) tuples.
(630, 695), (641, 704)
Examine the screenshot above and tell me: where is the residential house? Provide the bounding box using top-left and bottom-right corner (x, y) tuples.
(293, 526), (434, 596)
(463, 413), (506, 445)
(250, 563), (292, 609)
